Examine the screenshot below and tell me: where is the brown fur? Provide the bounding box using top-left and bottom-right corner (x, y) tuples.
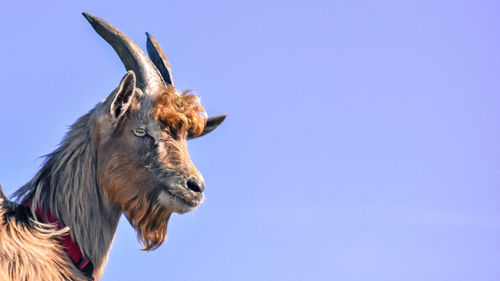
(98, 86), (206, 251)
(153, 86), (206, 138)
(97, 138), (173, 251)
(0, 202), (86, 281)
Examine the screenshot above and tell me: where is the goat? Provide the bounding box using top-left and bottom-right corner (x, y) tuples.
(0, 13), (225, 281)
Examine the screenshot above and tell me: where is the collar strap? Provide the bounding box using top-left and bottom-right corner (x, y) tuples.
(24, 201), (95, 281)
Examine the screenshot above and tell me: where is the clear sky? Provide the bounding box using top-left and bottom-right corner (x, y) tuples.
(0, 0), (499, 280)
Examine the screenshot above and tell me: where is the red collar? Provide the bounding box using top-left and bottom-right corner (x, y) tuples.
(24, 201), (94, 280)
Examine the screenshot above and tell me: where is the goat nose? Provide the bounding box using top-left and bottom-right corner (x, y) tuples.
(186, 178), (205, 193)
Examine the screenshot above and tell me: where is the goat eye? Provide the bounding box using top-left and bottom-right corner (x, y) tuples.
(133, 128), (147, 137)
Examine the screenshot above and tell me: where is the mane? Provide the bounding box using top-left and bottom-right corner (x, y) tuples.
(11, 109), (120, 267)
(0, 200), (87, 281)
(152, 85), (206, 137)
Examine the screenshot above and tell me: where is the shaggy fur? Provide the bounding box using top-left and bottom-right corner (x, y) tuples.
(13, 110), (121, 270)
(0, 196), (87, 281)
(152, 86), (206, 138)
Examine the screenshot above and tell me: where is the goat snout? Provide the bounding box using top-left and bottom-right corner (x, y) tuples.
(186, 178), (205, 193)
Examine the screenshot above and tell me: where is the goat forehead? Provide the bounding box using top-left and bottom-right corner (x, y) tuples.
(128, 89), (206, 140)
(129, 99), (157, 125)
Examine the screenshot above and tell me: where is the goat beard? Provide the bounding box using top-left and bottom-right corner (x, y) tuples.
(124, 201), (172, 251)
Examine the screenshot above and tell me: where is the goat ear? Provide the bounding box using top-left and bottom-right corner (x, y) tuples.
(188, 114), (226, 140)
(111, 71), (136, 120)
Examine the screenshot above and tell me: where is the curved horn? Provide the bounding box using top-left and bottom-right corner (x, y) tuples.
(188, 114), (227, 140)
(146, 32), (174, 87)
(82, 12), (163, 94)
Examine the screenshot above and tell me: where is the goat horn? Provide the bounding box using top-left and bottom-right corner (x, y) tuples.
(146, 32), (174, 87)
(187, 114), (226, 140)
(83, 12), (164, 94)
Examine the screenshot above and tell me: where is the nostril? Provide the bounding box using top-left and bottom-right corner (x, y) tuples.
(187, 179), (204, 193)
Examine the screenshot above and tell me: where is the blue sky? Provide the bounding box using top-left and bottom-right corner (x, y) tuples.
(1, 0), (499, 280)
